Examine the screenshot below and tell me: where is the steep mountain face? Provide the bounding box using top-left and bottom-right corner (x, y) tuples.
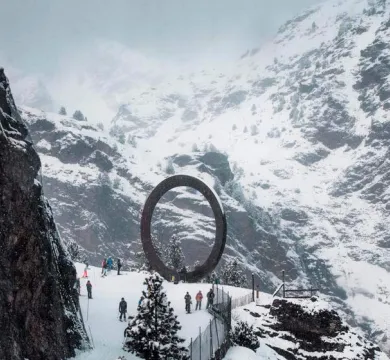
(10, 0), (390, 355)
(0, 69), (89, 359)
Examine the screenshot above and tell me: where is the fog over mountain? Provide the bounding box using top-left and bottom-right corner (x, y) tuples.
(0, 0), (322, 121)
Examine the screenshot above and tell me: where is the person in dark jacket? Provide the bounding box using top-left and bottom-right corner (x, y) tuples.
(184, 292), (192, 314)
(206, 288), (214, 309)
(117, 258), (122, 275)
(86, 280), (92, 299)
(119, 297), (127, 321)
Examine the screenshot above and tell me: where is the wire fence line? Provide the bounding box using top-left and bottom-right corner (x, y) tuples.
(188, 286), (254, 360)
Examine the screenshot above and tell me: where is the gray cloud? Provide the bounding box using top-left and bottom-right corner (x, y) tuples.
(1, 0), (323, 73)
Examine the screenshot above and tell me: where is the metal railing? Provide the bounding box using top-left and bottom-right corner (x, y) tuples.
(231, 292), (253, 310)
(188, 287), (232, 360)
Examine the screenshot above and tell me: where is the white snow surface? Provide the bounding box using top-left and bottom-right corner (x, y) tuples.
(72, 263), (251, 360)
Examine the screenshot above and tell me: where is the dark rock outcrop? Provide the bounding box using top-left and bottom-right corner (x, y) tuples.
(0, 68), (89, 359)
(244, 297), (384, 359)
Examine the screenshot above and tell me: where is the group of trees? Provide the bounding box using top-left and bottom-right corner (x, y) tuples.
(135, 235), (186, 273)
(58, 106), (87, 121)
(222, 259), (248, 288)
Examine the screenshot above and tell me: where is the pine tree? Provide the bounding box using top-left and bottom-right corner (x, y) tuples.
(192, 260), (201, 271)
(125, 274), (189, 359)
(222, 259), (248, 287)
(73, 110), (85, 121)
(165, 235), (185, 271)
(59, 106), (67, 115)
(230, 320), (260, 351)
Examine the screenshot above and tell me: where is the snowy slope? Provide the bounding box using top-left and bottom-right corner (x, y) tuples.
(72, 263), (387, 360)
(72, 263), (251, 360)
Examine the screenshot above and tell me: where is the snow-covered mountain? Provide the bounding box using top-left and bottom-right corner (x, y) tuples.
(7, 0), (390, 354)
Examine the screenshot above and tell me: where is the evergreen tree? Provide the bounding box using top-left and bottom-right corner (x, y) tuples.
(165, 158), (175, 174)
(165, 235), (185, 271)
(59, 106), (67, 115)
(206, 270), (219, 284)
(192, 260), (201, 271)
(125, 274), (189, 359)
(222, 259), (247, 287)
(73, 110), (85, 121)
(230, 321), (260, 351)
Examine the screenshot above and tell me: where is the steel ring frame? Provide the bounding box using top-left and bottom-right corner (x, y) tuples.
(140, 174), (227, 283)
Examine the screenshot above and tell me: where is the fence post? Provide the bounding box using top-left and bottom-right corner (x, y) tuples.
(190, 338), (193, 360)
(210, 319), (213, 358)
(282, 270), (285, 298)
(199, 327), (201, 360)
(252, 273), (255, 302)
(214, 317), (220, 348)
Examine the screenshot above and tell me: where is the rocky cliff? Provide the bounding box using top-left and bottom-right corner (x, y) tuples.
(0, 68), (89, 359)
(235, 296), (387, 360)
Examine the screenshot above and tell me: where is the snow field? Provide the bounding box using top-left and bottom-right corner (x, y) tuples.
(72, 263), (252, 360)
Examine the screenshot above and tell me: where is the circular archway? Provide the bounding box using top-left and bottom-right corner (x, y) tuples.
(140, 174), (227, 282)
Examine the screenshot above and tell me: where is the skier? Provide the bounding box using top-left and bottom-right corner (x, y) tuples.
(195, 290), (203, 310)
(107, 256), (113, 271)
(206, 288), (214, 309)
(119, 297), (127, 321)
(82, 264), (88, 278)
(117, 258), (122, 275)
(86, 280), (92, 299)
(101, 258), (108, 277)
(184, 292), (192, 314)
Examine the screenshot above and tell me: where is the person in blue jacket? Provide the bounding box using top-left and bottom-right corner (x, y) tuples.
(107, 256), (113, 271)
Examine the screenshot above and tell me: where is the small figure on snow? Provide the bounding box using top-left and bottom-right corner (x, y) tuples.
(107, 256), (113, 271)
(184, 292), (192, 314)
(119, 297), (127, 321)
(86, 280), (92, 299)
(206, 288), (214, 309)
(195, 290), (203, 310)
(82, 264), (88, 278)
(117, 258), (122, 275)
(101, 258), (108, 276)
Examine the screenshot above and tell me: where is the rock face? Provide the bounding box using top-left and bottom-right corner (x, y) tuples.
(237, 297), (384, 360)
(0, 69), (88, 359)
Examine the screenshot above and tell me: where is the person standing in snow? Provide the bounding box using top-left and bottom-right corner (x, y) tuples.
(195, 290), (203, 310)
(86, 280), (92, 299)
(117, 258), (122, 275)
(101, 258), (106, 275)
(119, 297), (127, 321)
(101, 258), (108, 277)
(206, 288), (215, 309)
(107, 256), (113, 271)
(184, 292), (192, 314)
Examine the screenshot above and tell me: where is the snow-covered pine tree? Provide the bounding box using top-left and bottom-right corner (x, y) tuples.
(72, 110), (85, 121)
(230, 320), (260, 351)
(59, 106), (67, 115)
(222, 259), (248, 287)
(125, 273), (189, 359)
(165, 235), (185, 271)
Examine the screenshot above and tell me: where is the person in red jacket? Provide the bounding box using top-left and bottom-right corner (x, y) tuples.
(195, 290), (203, 310)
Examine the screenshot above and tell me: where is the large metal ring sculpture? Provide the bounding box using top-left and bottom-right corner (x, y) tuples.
(140, 174), (227, 283)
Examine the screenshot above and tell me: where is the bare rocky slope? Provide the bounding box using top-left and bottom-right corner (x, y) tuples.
(0, 69), (89, 359)
(7, 0), (390, 355)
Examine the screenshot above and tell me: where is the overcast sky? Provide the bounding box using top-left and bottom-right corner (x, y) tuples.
(1, 0), (323, 74)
